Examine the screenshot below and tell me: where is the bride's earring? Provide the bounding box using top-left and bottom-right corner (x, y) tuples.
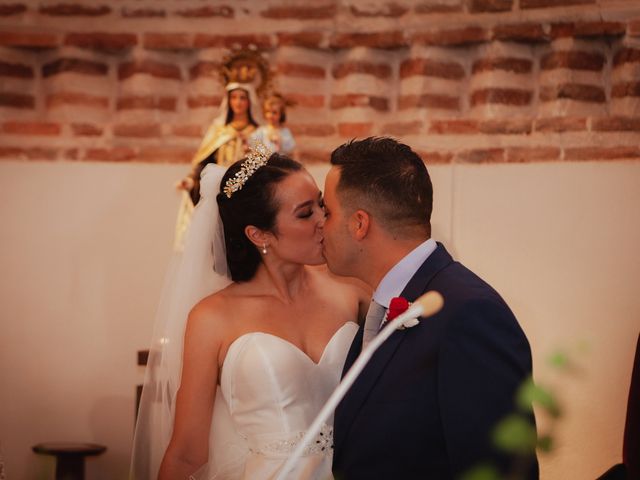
(262, 244), (268, 255)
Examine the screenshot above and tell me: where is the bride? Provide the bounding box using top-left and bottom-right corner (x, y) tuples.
(131, 146), (368, 479)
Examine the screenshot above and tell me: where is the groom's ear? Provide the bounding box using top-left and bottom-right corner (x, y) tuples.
(349, 210), (370, 241)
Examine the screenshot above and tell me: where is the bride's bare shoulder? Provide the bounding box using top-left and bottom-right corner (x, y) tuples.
(308, 265), (371, 300)
(187, 283), (242, 335)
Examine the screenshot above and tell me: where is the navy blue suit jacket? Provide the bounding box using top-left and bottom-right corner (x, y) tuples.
(333, 243), (539, 479)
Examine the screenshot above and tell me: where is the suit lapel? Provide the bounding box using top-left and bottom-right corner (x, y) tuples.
(335, 243), (454, 451)
(341, 326), (363, 378)
(399, 242), (453, 300)
(334, 327), (408, 450)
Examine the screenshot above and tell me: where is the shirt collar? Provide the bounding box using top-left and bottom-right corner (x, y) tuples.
(372, 238), (437, 308)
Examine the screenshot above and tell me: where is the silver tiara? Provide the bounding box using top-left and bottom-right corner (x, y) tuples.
(223, 143), (272, 198)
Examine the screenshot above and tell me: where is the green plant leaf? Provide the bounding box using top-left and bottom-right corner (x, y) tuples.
(492, 414), (538, 454)
(548, 351), (568, 369)
(537, 434), (554, 452)
(516, 378), (561, 418)
(459, 464), (501, 480)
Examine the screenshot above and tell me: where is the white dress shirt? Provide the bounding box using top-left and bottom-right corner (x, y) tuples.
(362, 238), (437, 346)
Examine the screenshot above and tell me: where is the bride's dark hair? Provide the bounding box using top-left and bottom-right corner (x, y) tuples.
(217, 152), (302, 282)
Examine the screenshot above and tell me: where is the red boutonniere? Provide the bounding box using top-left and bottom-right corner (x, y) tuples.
(384, 297), (420, 330)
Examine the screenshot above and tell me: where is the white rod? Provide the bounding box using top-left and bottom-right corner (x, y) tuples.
(275, 291), (443, 480)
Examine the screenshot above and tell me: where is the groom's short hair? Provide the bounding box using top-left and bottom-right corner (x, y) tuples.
(330, 137), (432, 237)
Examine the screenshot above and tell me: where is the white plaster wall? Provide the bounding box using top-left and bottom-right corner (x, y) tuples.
(0, 161), (185, 479)
(450, 162), (640, 479)
(0, 160), (638, 479)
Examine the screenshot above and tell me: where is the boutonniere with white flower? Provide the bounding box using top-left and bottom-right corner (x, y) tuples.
(384, 296), (420, 330)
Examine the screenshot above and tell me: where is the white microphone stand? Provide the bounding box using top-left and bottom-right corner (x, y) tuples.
(275, 291), (444, 480)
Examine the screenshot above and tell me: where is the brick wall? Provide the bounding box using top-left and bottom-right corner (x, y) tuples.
(1, 0), (639, 165)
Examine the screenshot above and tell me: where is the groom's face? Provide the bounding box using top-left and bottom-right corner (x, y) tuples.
(322, 167), (356, 276)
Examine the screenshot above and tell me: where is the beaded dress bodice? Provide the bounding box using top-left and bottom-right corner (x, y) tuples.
(218, 322), (358, 479)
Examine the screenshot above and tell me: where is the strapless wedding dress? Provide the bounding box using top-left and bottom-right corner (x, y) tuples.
(198, 322), (358, 480)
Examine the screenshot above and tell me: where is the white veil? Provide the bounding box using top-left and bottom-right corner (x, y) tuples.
(131, 164), (248, 480)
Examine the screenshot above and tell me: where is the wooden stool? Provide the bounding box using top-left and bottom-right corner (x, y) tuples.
(32, 442), (106, 480)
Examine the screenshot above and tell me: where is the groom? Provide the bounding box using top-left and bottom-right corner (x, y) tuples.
(322, 137), (539, 479)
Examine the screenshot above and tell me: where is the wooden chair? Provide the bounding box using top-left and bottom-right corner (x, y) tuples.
(136, 349), (149, 422)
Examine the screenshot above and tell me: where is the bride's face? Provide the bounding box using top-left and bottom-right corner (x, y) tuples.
(268, 171), (326, 265)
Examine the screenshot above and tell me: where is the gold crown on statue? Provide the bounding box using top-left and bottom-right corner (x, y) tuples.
(222, 63), (258, 84)
(223, 143), (272, 198)
(219, 48), (273, 98)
